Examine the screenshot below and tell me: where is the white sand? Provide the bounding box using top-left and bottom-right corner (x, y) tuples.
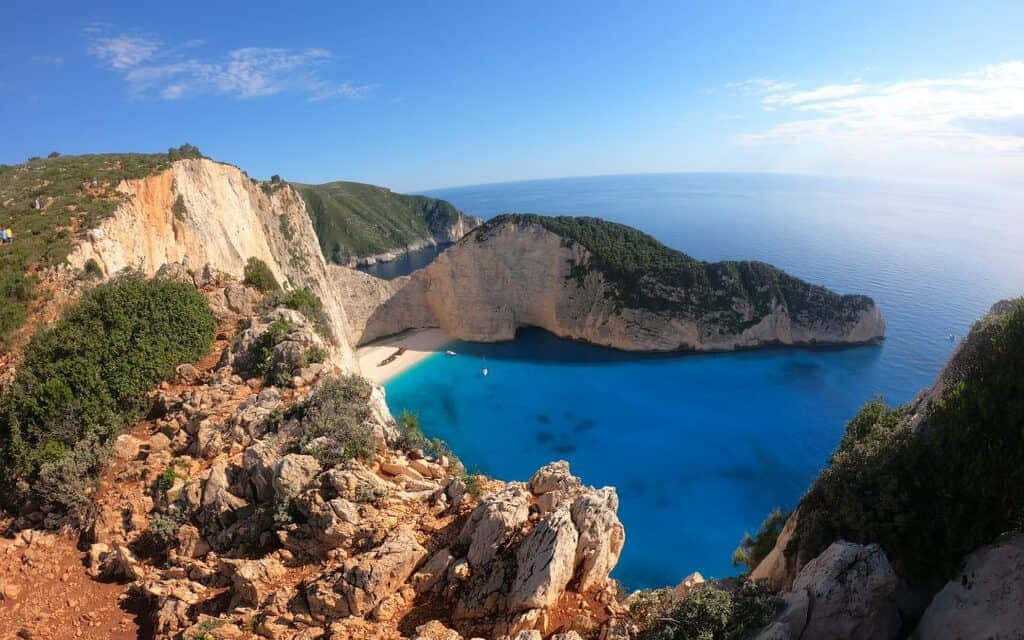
(356, 328), (453, 383)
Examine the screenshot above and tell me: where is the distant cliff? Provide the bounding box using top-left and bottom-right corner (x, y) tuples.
(341, 214), (886, 351)
(294, 181), (481, 266)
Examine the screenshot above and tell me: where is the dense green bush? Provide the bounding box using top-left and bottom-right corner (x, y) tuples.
(790, 298), (1024, 581)
(244, 317), (293, 385)
(289, 375), (375, 468)
(242, 257), (280, 293)
(732, 508), (788, 573)
(0, 274), (215, 511)
(632, 581), (781, 640)
(261, 287), (332, 341)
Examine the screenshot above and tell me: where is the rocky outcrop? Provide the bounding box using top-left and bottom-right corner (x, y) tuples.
(914, 533), (1024, 639)
(451, 461), (626, 636)
(341, 217), (885, 351)
(756, 542), (905, 640)
(65, 158), (359, 370)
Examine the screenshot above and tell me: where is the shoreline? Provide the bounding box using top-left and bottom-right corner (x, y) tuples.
(356, 328), (453, 384)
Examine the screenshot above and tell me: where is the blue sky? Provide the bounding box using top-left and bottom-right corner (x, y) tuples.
(3, 1), (1023, 191)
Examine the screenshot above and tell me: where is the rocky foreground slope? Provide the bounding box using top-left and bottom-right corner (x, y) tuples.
(0, 271), (627, 640)
(340, 214), (885, 351)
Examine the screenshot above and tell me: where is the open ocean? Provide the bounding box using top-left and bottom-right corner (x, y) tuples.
(383, 173), (1024, 589)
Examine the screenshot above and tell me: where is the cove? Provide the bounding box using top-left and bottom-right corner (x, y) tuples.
(385, 173), (1024, 590)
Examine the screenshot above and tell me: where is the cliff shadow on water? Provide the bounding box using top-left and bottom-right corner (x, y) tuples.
(451, 325), (886, 365)
(356, 242), (452, 280)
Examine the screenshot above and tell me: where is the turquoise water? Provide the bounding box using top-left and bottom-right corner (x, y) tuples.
(385, 173), (1024, 589)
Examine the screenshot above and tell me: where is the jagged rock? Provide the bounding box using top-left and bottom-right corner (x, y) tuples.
(176, 524), (211, 559)
(511, 632), (541, 640)
(223, 282), (259, 316)
(570, 488), (625, 592)
(323, 464), (391, 502)
(412, 548), (454, 594)
(113, 434), (142, 460)
(458, 485), (531, 569)
(914, 533), (1024, 639)
(306, 529), (427, 620)
(229, 557), (287, 607)
(274, 454), (322, 499)
(93, 544), (143, 581)
(509, 505), (579, 611)
(750, 509), (800, 588)
(203, 462), (248, 512)
(243, 439), (279, 502)
(755, 542), (902, 640)
(413, 620), (463, 640)
(671, 571), (705, 599)
(552, 633), (583, 640)
(528, 461), (579, 496)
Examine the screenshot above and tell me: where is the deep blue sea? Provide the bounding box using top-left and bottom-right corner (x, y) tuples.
(384, 173), (1024, 590)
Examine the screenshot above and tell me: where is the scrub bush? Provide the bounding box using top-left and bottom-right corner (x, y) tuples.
(0, 273), (215, 513)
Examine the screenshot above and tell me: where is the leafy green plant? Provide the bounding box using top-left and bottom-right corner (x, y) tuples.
(302, 345), (328, 366)
(82, 258), (103, 280)
(632, 581), (781, 640)
(261, 287), (332, 341)
(172, 194), (187, 221)
(290, 375), (375, 468)
(732, 508), (789, 573)
(242, 257), (280, 293)
(244, 317), (293, 384)
(0, 273), (215, 511)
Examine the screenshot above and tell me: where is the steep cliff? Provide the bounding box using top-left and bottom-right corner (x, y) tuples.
(65, 158), (359, 370)
(295, 180), (482, 265)
(346, 215), (885, 351)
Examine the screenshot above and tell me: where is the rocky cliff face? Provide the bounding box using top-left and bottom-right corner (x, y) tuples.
(345, 218), (885, 351)
(65, 158), (359, 371)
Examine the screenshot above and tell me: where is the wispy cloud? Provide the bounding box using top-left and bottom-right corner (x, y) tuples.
(86, 27), (375, 101)
(738, 62), (1024, 155)
(723, 78), (796, 96)
(31, 55), (65, 67)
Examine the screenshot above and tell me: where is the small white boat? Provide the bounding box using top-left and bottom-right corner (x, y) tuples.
(481, 367), (489, 376)
(445, 350), (457, 356)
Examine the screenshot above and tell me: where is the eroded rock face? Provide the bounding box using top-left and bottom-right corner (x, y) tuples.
(452, 460), (625, 635)
(756, 542), (903, 640)
(306, 529), (427, 620)
(914, 533), (1024, 639)
(340, 219), (886, 352)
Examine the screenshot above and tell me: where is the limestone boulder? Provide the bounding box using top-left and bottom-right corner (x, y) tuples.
(306, 529), (427, 620)
(273, 454), (322, 499)
(509, 505), (579, 611)
(914, 533), (1024, 639)
(755, 542), (902, 640)
(458, 485), (531, 569)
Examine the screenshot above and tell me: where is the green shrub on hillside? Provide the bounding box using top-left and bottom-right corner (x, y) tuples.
(732, 508), (789, 573)
(261, 287), (332, 341)
(790, 298), (1024, 581)
(632, 581), (781, 640)
(290, 375), (375, 468)
(0, 274), (215, 511)
(245, 317), (293, 384)
(243, 257), (280, 293)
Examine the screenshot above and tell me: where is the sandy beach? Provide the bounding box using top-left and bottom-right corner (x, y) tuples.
(356, 328), (453, 383)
